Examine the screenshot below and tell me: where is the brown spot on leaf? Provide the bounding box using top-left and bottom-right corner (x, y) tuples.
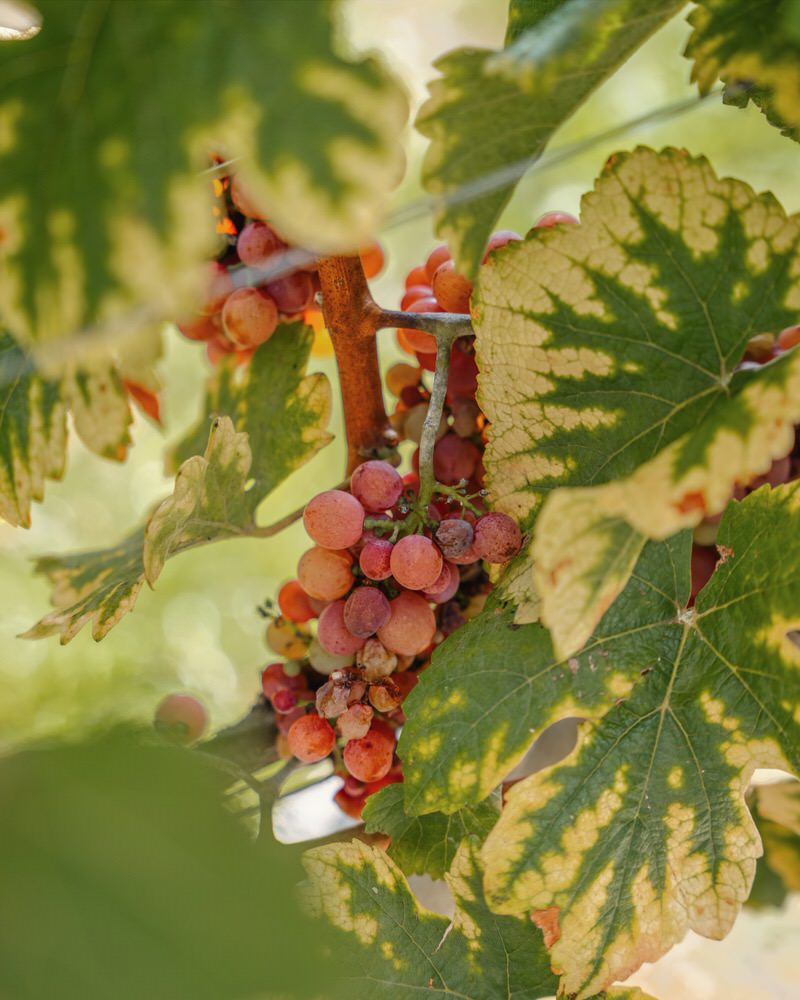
(716, 544), (734, 564)
(674, 490), (707, 515)
(531, 906), (561, 948)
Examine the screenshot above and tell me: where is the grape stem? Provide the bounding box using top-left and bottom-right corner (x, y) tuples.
(317, 254), (473, 475)
(417, 328), (462, 510)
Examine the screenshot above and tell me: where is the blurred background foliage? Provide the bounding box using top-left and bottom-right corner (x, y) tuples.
(2, 0), (799, 750)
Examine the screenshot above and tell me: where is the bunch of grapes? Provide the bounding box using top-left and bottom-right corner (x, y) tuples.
(173, 169), (383, 365)
(260, 459), (522, 818)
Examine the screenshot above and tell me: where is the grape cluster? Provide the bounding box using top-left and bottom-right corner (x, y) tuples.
(260, 461), (521, 818)
(173, 169), (383, 365)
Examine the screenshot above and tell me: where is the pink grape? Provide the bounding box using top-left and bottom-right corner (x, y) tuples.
(435, 518), (474, 557)
(303, 489), (365, 549)
(390, 534), (443, 590)
(377, 590), (436, 656)
(154, 693), (207, 742)
(297, 546), (353, 601)
(199, 262), (235, 315)
(265, 272), (315, 313)
(343, 724), (395, 782)
(473, 512), (522, 563)
(359, 537), (393, 580)
(482, 229), (522, 261)
(287, 713), (335, 763)
(222, 287), (279, 348)
(344, 586), (391, 637)
(317, 600), (367, 656)
(350, 460), (403, 512)
(432, 261), (473, 314)
(236, 221), (286, 267)
(433, 433), (480, 485)
(423, 560), (459, 604)
(534, 210), (578, 229)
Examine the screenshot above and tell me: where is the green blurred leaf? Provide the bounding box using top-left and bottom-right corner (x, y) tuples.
(747, 779), (800, 909)
(686, 0), (800, 140)
(417, 0), (681, 277)
(481, 484), (800, 997)
(362, 782), (499, 879)
(400, 532), (690, 816)
(0, 0), (407, 344)
(474, 147), (800, 654)
(0, 730), (329, 999)
(25, 324), (331, 642)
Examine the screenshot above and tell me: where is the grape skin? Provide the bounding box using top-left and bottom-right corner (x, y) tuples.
(344, 586), (391, 637)
(317, 601), (367, 656)
(154, 693), (207, 743)
(389, 535), (443, 591)
(377, 590), (436, 656)
(350, 460), (403, 512)
(287, 713), (336, 763)
(343, 724), (395, 782)
(297, 546), (354, 601)
(359, 538), (393, 581)
(303, 489), (365, 549)
(473, 512), (522, 563)
(435, 518), (474, 557)
(222, 287), (279, 348)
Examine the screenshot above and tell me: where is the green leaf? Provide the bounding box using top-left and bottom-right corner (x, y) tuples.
(505, 0), (569, 44)
(417, 0), (681, 277)
(25, 324), (331, 642)
(686, 0), (800, 140)
(400, 532), (690, 817)
(0, 730), (330, 999)
(362, 783), (500, 879)
(481, 483), (800, 998)
(747, 779), (800, 908)
(474, 147), (800, 654)
(303, 837), (560, 1000)
(0, 330), (139, 527)
(0, 0), (407, 344)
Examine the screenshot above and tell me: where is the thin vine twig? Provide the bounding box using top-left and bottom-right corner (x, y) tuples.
(417, 328), (462, 509)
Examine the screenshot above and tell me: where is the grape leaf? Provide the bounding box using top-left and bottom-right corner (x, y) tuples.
(0, 0), (407, 344)
(303, 837), (559, 1000)
(0, 331), (138, 527)
(474, 146), (800, 653)
(362, 783), (499, 879)
(400, 532), (691, 817)
(417, 0), (681, 277)
(25, 324), (331, 642)
(747, 779), (800, 908)
(0, 730), (330, 999)
(686, 0), (800, 141)
(480, 483), (800, 998)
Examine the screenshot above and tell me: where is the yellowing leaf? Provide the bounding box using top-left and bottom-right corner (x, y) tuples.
(481, 483), (800, 998)
(475, 146), (800, 647)
(418, 0), (681, 276)
(747, 779), (800, 908)
(303, 837), (559, 1000)
(399, 533), (690, 817)
(0, 0), (407, 345)
(686, 0), (800, 139)
(25, 324), (331, 642)
(536, 348), (800, 656)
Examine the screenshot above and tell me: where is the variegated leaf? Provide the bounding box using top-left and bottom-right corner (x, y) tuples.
(362, 783), (499, 879)
(474, 146), (800, 649)
(400, 532), (690, 816)
(303, 837), (559, 1000)
(686, 0), (800, 140)
(25, 324), (331, 642)
(0, 0), (407, 345)
(481, 483), (800, 998)
(418, 0), (681, 277)
(0, 330), (138, 528)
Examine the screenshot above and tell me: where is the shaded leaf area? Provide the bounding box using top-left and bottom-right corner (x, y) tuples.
(0, 0), (407, 344)
(474, 147), (800, 651)
(303, 838), (658, 1000)
(362, 782), (499, 879)
(686, 0), (800, 141)
(747, 779), (800, 909)
(400, 532), (690, 817)
(0, 730), (330, 1000)
(25, 325), (331, 642)
(417, 0), (681, 277)
(481, 484), (800, 998)
(0, 331), (134, 527)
